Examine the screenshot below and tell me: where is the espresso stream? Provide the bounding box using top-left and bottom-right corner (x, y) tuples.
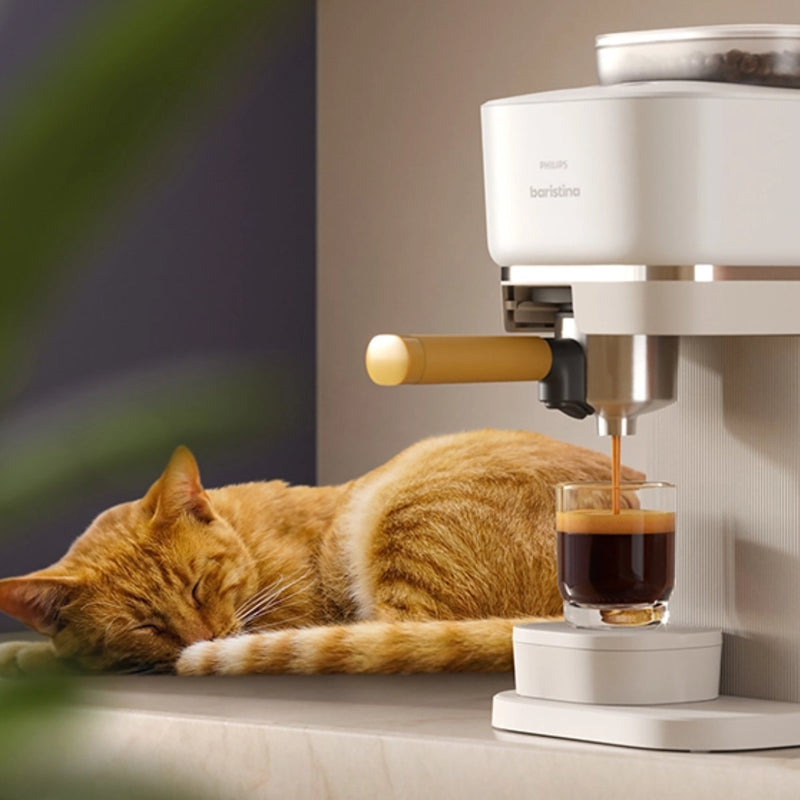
(611, 434), (621, 514)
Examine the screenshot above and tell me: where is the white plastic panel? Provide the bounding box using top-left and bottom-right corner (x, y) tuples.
(647, 337), (800, 702)
(493, 691), (800, 751)
(482, 83), (800, 267)
(571, 281), (800, 335)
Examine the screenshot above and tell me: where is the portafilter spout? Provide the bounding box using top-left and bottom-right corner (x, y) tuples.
(584, 334), (679, 436)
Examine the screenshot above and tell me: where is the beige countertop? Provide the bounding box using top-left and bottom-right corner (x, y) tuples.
(33, 671), (800, 798)
(2, 632), (800, 798)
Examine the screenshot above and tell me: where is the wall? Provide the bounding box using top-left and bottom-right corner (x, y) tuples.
(0, 1), (316, 631)
(318, 0), (800, 700)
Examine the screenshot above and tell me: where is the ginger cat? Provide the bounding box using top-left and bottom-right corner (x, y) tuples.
(0, 429), (639, 676)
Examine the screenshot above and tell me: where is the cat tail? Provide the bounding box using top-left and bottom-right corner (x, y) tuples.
(175, 617), (557, 676)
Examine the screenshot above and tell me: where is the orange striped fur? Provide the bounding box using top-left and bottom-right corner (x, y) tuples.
(0, 430), (641, 676)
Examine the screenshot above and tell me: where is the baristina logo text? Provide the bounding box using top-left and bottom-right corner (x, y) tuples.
(531, 160), (579, 197)
(529, 184), (581, 198)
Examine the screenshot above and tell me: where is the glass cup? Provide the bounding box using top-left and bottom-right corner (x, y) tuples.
(556, 481), (676, 628)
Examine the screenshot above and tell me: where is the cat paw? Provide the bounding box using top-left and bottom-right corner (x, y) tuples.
(175, 640), (218, 675)
(177, 636), (256, 676)
(0, 640), (61, 677)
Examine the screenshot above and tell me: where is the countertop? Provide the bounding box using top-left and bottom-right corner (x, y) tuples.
(6, 669), (798, 799)
(3, 633), (800, 798)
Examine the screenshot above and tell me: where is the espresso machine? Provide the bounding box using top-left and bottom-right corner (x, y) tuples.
(365, 25), (800, 751)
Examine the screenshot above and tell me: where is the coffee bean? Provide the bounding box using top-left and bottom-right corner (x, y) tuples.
(605, 43), (800, 88)
(692, 47), (800, 87)
(739, 53), (760, 74)
(725, 48), (744, 67)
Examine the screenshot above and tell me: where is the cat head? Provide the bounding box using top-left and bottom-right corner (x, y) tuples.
(0, 447), (257, 673)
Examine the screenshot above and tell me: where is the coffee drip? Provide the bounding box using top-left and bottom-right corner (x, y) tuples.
(611, 433), (621, 514)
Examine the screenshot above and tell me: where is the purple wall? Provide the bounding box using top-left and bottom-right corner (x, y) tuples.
(0, 1), (316, 630)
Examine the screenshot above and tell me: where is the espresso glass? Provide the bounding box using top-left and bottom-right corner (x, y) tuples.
(556, 482), (676, 628)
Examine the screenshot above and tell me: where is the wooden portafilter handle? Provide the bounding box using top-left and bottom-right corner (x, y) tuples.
(365, 334), (553, 385)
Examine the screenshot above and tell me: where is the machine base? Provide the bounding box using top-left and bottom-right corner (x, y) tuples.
(492, 691), (800, 752)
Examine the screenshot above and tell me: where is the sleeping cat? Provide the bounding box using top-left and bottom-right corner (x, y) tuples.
(0, 429), (640, 676)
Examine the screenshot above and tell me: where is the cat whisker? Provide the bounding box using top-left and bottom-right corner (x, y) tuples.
(237, 575), (315, 627)
(236, 570), (314, 621)
(236, 588), (284, 623)
(235, 573), (298, 617)
(236, 555), (309, 583)
(268, 570), (314, 605)
(237, 588), (290, 625)
(241, 582), (279, 606)
(238, 602), (279, 627)
(263, 580), (315, 613)
(242, 585), (316, 625)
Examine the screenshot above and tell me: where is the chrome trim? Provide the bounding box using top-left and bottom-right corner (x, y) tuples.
(501, 265), (800, 285)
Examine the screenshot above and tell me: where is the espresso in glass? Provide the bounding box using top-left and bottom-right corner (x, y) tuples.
(556, 482), (675, 628)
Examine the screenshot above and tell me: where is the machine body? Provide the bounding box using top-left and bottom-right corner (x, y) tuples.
(365, 66), (800, 749)
(477, 76), (800, 749)
(482, 81), (800, 267)
(370, 83), (800, 434)
(481, 80), (800, 434)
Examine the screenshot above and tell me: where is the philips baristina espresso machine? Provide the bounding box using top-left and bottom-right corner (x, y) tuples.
(365, 25), (800, 751)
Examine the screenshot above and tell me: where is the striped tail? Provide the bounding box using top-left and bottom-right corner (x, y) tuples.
(175, 617), (555, 676)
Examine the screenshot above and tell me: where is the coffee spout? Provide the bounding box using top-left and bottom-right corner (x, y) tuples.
(584, 334), (679, 436)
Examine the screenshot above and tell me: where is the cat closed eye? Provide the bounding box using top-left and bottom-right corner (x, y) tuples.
(135, 624), (164, 635)
(191, 578), (203, 607)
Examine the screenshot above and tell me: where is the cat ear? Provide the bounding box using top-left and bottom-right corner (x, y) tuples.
(143, 445), (215, 525)
(0, 574), (77, 636)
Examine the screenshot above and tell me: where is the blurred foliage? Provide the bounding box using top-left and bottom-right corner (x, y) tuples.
(0, 0), (310, 534)
(0, 0), (306, 796)
(0, 0), (307, 536)
(0, 673), (214, 799)
(0, 673), (73, 758)
(0, 0), (298, 394)
(0, 355), (306, 526)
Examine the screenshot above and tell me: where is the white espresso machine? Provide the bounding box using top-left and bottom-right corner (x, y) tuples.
(366, 25), (800, 751)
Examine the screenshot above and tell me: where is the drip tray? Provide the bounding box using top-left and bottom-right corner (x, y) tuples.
(492, 691), (800, 752)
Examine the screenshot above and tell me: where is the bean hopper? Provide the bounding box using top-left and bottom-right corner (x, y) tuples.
(366, 25), (800, 751)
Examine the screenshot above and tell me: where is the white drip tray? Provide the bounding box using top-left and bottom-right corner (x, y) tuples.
(513, 622), (722, 705)
(492, 691), (800, 752)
